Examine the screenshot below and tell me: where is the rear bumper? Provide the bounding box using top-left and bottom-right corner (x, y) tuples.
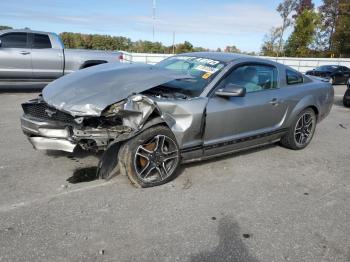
(21, 115), (77, 152)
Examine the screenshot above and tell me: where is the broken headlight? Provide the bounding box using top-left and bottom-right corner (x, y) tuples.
(103, 100), (127, 116)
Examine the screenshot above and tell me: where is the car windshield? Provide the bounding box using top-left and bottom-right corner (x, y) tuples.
(155, 56), (226, 97)
(316, 65), (338, 71)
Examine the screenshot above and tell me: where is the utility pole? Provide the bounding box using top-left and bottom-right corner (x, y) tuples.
(152, 0), (156, 42)
(172, 31), (176, 54)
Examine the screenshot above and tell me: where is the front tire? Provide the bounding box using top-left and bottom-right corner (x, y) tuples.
(119, 125), (180, 188)
(280, 108), (317, 150)
(343, 89), (350, 108)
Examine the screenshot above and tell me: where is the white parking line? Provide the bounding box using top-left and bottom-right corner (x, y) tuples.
(0, 180), (117, 213)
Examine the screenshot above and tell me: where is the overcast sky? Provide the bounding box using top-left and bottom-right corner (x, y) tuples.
(0, 0), (323, 52)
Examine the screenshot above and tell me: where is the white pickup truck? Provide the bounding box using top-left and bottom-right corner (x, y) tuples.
(0, 29), (123, 83)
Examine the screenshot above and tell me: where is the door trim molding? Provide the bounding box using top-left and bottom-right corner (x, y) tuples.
(181, 128), (288, 153)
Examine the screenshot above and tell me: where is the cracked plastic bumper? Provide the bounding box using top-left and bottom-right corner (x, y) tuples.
(21, 115), (77, 152)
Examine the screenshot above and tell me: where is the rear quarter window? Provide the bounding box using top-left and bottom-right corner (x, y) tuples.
(32, 34), (52, 49)
(286, 70), (303, 85)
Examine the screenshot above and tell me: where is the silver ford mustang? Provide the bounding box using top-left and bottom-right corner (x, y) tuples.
(21, 52), (334, 187)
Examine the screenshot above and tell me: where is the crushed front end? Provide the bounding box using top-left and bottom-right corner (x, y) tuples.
(21, 96), (133, 153)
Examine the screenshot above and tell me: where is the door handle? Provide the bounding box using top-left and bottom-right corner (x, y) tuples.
(20, 51), (30, 55)
(269, 98), (280, 106)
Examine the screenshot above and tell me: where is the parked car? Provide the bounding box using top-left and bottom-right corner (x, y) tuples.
(0, 29), (122, 83)
(343, 78), (350, 107)
(305, 65), (350, 85)
(21, 52), (334, 188)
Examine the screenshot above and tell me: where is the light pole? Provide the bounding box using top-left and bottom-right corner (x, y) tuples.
(152, 0), (156, 42)
(172, 31), (176, 54)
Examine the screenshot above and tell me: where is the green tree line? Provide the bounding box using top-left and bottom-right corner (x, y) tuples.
(0, 25), (207, 54)
(59, 32), (208, 54)
(261, 0), (350, 58)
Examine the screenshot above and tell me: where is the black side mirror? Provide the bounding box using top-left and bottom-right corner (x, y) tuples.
(215, 83), (246, 97)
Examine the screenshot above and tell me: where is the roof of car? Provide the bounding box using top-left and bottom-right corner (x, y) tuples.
(0, 29), (53, 35)
(181, 52), (251, 63)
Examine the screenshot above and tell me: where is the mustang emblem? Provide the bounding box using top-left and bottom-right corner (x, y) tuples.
(44, 109), (57, 117)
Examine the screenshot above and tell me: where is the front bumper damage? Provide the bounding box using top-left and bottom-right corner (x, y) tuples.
(21, 116), (133, 153)
(21, 116), (76, 152)
(20, 99), (134, 153)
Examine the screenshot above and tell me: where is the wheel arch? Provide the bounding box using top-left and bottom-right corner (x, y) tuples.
(97, 116), (168, 180)
(80, 60), (108, 69)
(286, 95), (321, 127)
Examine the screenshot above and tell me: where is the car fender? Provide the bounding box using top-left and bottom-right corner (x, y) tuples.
(285, 94), (320, 127)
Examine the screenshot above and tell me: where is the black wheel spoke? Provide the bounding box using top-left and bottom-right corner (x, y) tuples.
(301, 136), (307, 144)
(305, 116), (312, 125)
(155, 166), (167, 180)
(158, 135), (166, 153)
(139, 162), (155, 178)
(163, 151), (178, 162)
(298, 134), (303, 144)
(161, 163), (169, 178)
(136, 151), (149, 160)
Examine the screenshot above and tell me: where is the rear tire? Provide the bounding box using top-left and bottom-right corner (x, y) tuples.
(118, 125), (180, 188)
(343, 89), (350, 108)
(280, 108), (317, 150)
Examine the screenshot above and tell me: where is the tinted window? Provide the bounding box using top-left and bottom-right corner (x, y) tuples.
(286, 70), (303, 85)
(218, 64), (278, 93)
(341, 66), (350, 72)
(32, 34), (52, 49)
(316, 65), (338, 72)
(0, 33), (27, 48)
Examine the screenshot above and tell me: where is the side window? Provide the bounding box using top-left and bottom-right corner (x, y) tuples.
(32, 34), (52, 49)
(218, 64), (278, 93)
(0, 33), (27, 48)
(286, 70), (303, 85)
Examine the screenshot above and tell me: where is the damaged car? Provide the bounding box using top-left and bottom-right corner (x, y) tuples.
(21, 52), (334, 187)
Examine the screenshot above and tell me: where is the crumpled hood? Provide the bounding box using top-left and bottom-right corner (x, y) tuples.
(42, 63), (191, 117)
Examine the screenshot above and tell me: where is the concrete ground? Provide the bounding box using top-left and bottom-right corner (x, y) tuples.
(0, 85), (349, 262)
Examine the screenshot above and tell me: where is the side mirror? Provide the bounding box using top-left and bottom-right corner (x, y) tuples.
(215, 83), (246, 97)
(0, 39), (2, 47)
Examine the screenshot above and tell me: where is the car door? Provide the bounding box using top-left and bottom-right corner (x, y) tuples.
(30, 33), (64, 79)
(203, 63), (288, 155)
(0, 32), (32, 79)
